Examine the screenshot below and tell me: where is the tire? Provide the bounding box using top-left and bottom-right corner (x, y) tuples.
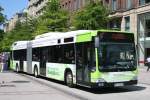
(34, 67), (38, 78)
(65, 72), (74, 87)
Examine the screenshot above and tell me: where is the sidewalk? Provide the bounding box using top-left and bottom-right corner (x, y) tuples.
(138, 66), (150, 85)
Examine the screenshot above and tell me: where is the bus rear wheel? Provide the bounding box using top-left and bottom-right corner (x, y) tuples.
(66, 72), (74, 87)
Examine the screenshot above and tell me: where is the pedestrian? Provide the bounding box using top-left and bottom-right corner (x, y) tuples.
(146, 56), (150, 72)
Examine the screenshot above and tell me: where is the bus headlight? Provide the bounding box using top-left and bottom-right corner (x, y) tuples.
(96, 78), (106, 83)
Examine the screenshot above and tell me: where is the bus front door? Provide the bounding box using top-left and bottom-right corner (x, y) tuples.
(76, 43), (91, 86)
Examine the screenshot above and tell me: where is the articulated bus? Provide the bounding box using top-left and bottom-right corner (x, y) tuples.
(10, 30), (138, 88)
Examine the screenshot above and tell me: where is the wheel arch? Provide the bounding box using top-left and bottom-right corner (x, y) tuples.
(16, 63), (19, 71)
(64, 68), (72, 82)
(34, 64), (38, 73)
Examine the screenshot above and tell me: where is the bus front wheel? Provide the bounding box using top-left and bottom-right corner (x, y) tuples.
(65, 72), (74, 87)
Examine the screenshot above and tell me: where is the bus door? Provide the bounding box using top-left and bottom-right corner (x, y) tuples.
(76, 43), (92, 85)
(20, 58), (23, 71)
(40, 47), (48, 76)
(20, 49), (26, 72)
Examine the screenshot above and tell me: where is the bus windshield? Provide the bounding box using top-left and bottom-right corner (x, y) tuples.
(97, 32), (136, 72)
(98, 42), (136, 72)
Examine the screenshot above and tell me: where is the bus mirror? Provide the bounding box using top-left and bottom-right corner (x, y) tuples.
(95, 37), (99, 48)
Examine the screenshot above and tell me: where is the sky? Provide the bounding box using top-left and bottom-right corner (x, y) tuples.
(0, 0), (28, 20)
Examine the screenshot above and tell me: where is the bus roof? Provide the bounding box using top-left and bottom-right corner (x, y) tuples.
(34, 30), (92, 40)
(12, 30), (134, 50)
(12, 41), (29, 50)
(97, 29), (134, 34)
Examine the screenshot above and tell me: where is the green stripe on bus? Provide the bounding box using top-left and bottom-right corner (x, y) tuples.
(91, 48), (102, 82)
(76, 33), (92, 43)
(10, 60), (15, 70)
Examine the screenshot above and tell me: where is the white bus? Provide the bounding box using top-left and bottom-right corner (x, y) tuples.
(10, 30), (138, 88)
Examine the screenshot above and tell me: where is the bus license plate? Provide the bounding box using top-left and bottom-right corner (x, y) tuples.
(114, 83), (124, 87)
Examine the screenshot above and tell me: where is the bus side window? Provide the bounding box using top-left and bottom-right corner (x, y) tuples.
(32, 48), (40, 61)
(64, 44), (75, 64)
(51, 45), (64, 63)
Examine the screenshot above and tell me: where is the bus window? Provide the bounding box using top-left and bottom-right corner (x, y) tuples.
(64, 44), (75, 64)
(32, 48), (40, 61)
(50, 45), (64, 63)
(99, 43), (136, 72)
(13, 50), (26, 61)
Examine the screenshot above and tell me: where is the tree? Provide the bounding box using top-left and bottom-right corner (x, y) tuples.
(0, 6), (5, 25)
(0, 21), (34, 51)
(73, 2), (110, 30)
(0, 29), (4, 41)
(0, 6), (5, 51)
(33, 0), (69, 36)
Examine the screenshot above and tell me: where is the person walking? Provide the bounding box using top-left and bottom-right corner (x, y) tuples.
(146, 56), (150, 71)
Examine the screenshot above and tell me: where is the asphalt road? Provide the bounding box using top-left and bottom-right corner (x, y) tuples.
(0, 72), (79, 100)
(0, 67), (150, 100)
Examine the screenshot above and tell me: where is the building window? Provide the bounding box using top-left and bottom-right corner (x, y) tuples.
(139, 0), (150, 6)
(125, 17), (130, 32)
(109, 18), (121, 30)
(146, 20), (150, 37)
(146, 0), (150, 3)
(126, 0), (132, 9)
(112, 0), (117, 11)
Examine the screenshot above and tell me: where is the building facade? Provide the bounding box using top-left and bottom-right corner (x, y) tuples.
(28, 0), (48, 16)
(59, 0), (106, 12)
(27, 0), (150, 65)
(28, 0), (90, 16)
(3, 12), (27, 32)
(60, 0), (87, 12)
(58, 0), (150, 65)
(106, 0), (150, 65)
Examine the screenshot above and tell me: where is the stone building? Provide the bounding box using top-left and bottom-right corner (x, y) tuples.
(3, 11), (27, 32)
(105, 0), (150, 65)
(28, 0), (49, 16)
(27, 0), (150, 65)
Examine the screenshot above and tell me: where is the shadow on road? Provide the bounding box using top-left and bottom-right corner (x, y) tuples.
(18, 72), (146, 94)
(40, 75), (146, 94)
(75, 85), (146, 94)
(11, 80), (30, 83)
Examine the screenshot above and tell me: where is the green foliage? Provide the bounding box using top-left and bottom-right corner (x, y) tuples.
(73, 2), (110, 30)
(0, 6), (5, 40)
(0, 6), (5, 51)
(45, 0), (60, 12)
(0, 0), (69, 51)
(0, 0), (110, 52)
(0, 6), (5, 25)
(0, 21), (33, 51)
(0, 29), (4, 40)
(33, 0), (69, 36)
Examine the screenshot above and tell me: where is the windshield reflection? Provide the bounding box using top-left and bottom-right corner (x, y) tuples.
(98, 43), (136, 72)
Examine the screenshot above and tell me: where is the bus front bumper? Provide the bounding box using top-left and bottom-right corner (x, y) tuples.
(91, 80), (138, 88)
